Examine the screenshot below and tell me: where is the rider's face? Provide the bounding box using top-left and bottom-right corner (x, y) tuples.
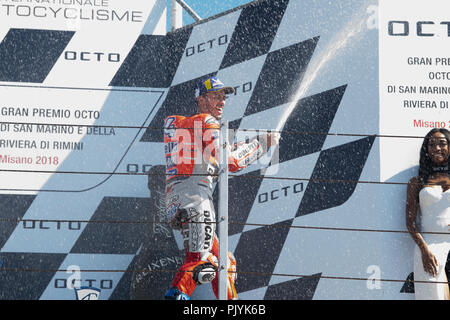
(198, 90), (226, 119)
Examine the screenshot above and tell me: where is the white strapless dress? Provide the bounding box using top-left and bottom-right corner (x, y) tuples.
(414, 186), (450, 300)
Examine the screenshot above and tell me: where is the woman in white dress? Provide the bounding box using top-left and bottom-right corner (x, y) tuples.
(406, 128), (450, 300)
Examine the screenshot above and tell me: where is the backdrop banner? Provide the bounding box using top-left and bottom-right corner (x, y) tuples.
(0, 0), (447, 300)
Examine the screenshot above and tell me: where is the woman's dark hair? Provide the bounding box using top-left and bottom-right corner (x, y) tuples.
(418, 128), (450, 183)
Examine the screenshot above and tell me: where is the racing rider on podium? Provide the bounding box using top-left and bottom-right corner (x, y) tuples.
(164, 76), (280, 300)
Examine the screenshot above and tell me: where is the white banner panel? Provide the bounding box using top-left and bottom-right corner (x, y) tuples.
(380, 0), (450, 182)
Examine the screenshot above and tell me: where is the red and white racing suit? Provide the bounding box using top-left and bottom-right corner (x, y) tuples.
(164, 113), (269, 299)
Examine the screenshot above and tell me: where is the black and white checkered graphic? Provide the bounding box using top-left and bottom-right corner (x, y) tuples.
(263, 273), (322, 300)
(0, 195), (36, 250)
(133, 0), (374, 299)
(0, 252), (67, 299)
(0, 0), (381, 300)
(0, 29), (74, 83)
(213, 136), (374, 295)
(110, 27), (193, 88)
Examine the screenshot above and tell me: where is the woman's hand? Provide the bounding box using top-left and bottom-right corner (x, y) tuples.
(421, 246), (439, 277)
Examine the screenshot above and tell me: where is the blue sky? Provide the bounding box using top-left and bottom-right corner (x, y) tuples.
(166, 0), (255, 31)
